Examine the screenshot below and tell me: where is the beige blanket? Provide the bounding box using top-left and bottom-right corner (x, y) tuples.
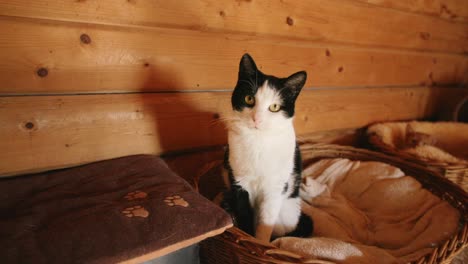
(272, 159), (460, 263)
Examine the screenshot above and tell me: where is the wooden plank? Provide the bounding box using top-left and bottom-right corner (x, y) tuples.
(0, 18), (467, 94)
(356, 0), (468, 23)
(0, 86), (465, 176)
(0, 0), (467, 53)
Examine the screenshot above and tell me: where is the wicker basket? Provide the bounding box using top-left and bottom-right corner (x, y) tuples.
(199, 144), (467, 264)
(366, 123), (468, 192)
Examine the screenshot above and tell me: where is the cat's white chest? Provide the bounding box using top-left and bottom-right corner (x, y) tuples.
(228, 127), (296, 201)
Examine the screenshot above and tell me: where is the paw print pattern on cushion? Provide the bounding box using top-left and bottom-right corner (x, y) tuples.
(164, 195), (189, 207)
(122, 206), (149, 218)
(124, 190), (148, 201)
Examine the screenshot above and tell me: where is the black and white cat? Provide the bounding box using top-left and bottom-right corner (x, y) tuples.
(222, 54), (312, 242)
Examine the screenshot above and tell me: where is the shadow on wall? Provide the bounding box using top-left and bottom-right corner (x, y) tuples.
(139, 65), (228, 157)
(428, 71), (468, 122)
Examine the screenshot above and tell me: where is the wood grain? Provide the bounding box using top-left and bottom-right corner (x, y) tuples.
(356, 0), (468, 23)
(1, 86), (465, 176)
(0, 18), (467, 94)
(0, 0), (467, 53)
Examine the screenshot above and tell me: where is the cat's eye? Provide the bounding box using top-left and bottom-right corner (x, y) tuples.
(269, 104), (281, 112)
(245, 95), (255, 105)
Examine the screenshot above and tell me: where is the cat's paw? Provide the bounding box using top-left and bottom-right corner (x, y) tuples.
(124, 190), (148, 201)
(164, 195), (189, 207)
(122, 205), (149, 218)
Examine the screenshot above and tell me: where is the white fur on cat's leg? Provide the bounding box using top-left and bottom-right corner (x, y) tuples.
(255, 189), (284, 241)
(273, 196), (301, 237)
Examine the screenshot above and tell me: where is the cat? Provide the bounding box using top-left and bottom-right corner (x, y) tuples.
(404, 124), (437, 148)
(403, 124), (463, 164)
(222, 54), (313, 242)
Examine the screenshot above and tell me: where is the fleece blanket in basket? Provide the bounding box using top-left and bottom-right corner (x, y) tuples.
(272, 158), (460, 264)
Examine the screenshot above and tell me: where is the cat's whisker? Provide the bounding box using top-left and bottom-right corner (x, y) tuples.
(239, 79), (253, 89)
(210, 115), (239, 127)
(255, 70), (258, 89)
(210, 118), (228, 126)
(277, 85), (291, 94)
(209, 119), (220, 125)
(239, 78), (257, 92)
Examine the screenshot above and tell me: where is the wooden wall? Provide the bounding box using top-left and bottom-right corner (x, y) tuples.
(0, 0), (467, 176)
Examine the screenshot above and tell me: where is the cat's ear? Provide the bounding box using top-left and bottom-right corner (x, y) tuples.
(238, 53), (258, 79)
(284, 71), (307, 97)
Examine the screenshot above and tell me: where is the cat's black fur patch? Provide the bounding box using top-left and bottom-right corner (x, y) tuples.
(221, 182), (255, 236)
(282, 182), (289, 194)
(289, 143), (302, 198)
(223, 145), (235, 185)
(285, 213), (314, 238)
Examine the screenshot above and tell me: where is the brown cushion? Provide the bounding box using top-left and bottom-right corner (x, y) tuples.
(0, 155), (232, 264)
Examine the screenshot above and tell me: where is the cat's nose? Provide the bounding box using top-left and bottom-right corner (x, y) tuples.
(252, 112), (263, 128)
(253, 116), (262, 128)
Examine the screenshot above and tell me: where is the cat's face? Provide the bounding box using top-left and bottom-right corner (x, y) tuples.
(229, 54), (306, 131)
(405, 125), (436, 147)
